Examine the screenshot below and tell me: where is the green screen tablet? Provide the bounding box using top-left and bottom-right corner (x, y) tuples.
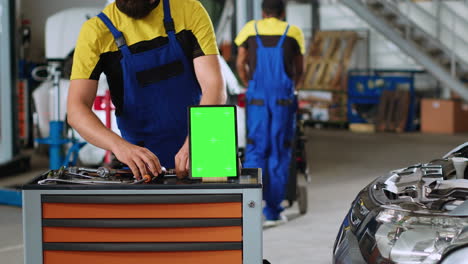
(189, 105), (239, 178)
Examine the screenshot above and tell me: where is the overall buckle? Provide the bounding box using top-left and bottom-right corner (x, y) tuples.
(115, 36), (126, 48)
(164, 19), (175, 32)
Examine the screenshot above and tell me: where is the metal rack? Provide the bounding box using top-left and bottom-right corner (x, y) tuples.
(0, 0), (30, 207)
(347, 69), (422, 132)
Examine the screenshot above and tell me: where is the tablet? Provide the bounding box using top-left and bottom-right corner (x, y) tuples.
(189, 105), (239, 179)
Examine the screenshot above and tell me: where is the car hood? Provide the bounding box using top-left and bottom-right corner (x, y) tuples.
(368, 142), (468, 216)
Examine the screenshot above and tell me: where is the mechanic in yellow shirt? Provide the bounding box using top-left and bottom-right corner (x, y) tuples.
(68, 0), (226, 178)
(235, 0), (304, 226)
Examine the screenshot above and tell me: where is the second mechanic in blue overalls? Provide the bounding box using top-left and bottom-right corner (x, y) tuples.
(68, 0), (226, 178)
(235, 0), (305, 226)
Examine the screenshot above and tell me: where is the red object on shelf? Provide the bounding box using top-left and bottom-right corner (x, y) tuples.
(237, 93), (246, 108)
(93, 90), (115, 163)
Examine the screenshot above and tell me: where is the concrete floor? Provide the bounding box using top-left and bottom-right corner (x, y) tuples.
(0, 129), (467, 264)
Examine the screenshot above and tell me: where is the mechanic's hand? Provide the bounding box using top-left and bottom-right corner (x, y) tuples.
(113, 141), (162, 180)
(175, 139), (190, 179)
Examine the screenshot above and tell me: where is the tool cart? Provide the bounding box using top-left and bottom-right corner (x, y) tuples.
(23, 168), (263, 264)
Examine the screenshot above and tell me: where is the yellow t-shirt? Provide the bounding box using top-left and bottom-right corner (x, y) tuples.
(235, 18), (305, 54)
(71, 0), (218, 115)
(72, 0), (218, 80)
(235, 18), (305, 80)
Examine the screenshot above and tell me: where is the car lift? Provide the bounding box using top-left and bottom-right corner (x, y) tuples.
(33, 62), (85, 170)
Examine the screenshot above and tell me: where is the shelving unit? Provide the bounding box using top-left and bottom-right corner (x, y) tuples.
(347, 69), (422, 132)
(298, 30), (368, 125)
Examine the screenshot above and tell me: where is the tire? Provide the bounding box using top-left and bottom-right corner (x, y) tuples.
(297, 184), (308, 215)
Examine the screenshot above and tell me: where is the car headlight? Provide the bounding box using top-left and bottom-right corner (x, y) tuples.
(375, 207), (468, 264)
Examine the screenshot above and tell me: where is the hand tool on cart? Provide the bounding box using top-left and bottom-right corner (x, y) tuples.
(37, 178), (131, 185)
(67, 166), (133, 178)
(37, 166), (177, 185)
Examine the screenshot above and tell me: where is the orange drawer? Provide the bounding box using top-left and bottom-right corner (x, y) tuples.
(42, 202), (242, 219)
(43, 250), (242, 264)
(43, 226), (242, 242)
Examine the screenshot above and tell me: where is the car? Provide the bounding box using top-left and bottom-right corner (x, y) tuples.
(333, 142), (468, 264)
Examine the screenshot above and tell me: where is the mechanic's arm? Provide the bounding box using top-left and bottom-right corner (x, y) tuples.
(294, 54), (304, 88)
(196, 55), (227, 105)
(236, 46), (249, 87)
(67, 79), (162, 179)
(174, 55), (226, 178)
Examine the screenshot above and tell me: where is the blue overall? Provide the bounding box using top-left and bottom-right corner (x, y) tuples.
(97, 0), (201, 168)
(244, 23), (297, 221)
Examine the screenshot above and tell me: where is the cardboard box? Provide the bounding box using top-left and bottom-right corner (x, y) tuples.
(421, 99), (468, 134)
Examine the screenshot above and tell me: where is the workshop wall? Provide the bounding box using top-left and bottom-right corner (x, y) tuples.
(21, 0), (103, 62)
(313, 0), (468, 92)
(298, 0), (468, 71)
(22, 0), (468, 75)
(286, 2), (312, 48)
(319, 2), (420, 70)
(414, 1), (468, 62)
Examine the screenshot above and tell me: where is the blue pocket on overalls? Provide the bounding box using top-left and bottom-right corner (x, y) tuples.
(275, 96), (296, 148)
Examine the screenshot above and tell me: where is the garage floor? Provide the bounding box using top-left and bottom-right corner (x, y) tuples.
(0, 129), (467, 264)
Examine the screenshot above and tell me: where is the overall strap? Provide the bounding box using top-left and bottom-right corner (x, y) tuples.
(254, 22), (264, 47)
(97, 13), (131, 56)
(276, 24), (290, 48)
(163, 0), (175, 33)
(98, 13), (126, 48)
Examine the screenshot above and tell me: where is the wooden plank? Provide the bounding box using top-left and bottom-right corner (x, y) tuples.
(386, 91), (398, 132)
(376, 90), (410, 133)
(302, 32), (325, 89)
(320, 38), (342, 88)
(302, 33), (326, 89)
(300, 31), (360, 91)
(299, 30), (361, 123)
(350, 123), (376, 133)
(332, 34), (359, 90)
(394, 90), (410, 133)
(376, 90), (393, 132)
(313, 37), (339, 87)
